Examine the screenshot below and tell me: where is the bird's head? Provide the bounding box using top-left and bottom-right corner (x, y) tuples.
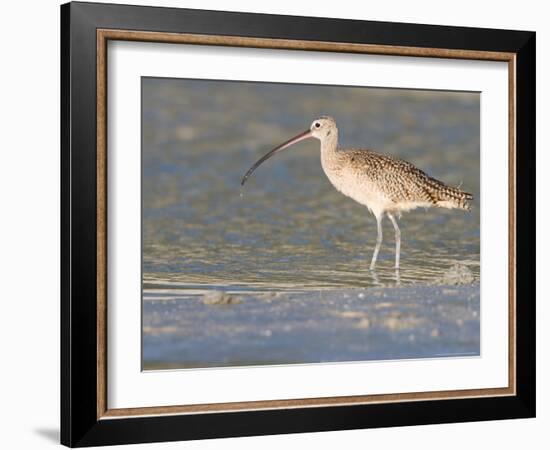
(309, 116), (337, 140)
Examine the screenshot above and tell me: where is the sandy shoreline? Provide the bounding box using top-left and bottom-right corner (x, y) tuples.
(143, 283), (480, 370)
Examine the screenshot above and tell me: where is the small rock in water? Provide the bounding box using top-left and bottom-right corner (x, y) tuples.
(258, 291), (285, 302)
(202, 291), (241, 305)
(439, 263), (475, 285)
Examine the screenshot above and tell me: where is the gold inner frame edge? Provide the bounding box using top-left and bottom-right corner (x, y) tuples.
(96, 29), (517, 420)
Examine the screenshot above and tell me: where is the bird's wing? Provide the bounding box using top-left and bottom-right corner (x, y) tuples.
(367, 151), (473, 209)
(351, 150), (438, 204)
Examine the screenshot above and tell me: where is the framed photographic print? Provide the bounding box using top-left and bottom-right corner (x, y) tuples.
(61, 1), (536, 447)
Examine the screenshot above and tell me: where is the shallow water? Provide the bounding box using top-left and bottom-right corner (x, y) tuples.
(142, 78), (480, 292)
(141, 78), (480, 368)
(143, 285), (480, 369)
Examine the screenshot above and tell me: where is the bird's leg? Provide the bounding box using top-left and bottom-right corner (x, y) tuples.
(370, 213), (383, 270)
(387, 212), (401, 270)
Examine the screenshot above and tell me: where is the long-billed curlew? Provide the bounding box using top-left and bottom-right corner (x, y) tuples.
(241, 116), (473, 270)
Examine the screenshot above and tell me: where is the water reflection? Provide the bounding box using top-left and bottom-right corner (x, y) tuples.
(394, 269), (401, 286)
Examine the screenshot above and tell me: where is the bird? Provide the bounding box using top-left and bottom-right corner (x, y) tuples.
(241, 116), (473, 270)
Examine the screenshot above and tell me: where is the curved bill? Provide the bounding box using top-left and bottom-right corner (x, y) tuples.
(241, 129), (313, 186)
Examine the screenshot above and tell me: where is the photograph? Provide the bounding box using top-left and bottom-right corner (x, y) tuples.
(141, 77), (480, 370)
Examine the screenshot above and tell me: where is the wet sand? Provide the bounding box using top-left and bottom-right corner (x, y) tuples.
(143, 283), (480, 370)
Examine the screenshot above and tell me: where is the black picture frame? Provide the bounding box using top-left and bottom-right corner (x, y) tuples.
(61, 1), (535, 447)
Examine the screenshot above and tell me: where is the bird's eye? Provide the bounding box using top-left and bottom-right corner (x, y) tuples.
(315, 122), (321, 128)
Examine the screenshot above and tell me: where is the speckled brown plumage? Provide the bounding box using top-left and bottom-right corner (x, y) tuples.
(336, 148), (473, 211)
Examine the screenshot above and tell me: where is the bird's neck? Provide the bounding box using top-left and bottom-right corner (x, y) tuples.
(320, 131), (339, 160)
